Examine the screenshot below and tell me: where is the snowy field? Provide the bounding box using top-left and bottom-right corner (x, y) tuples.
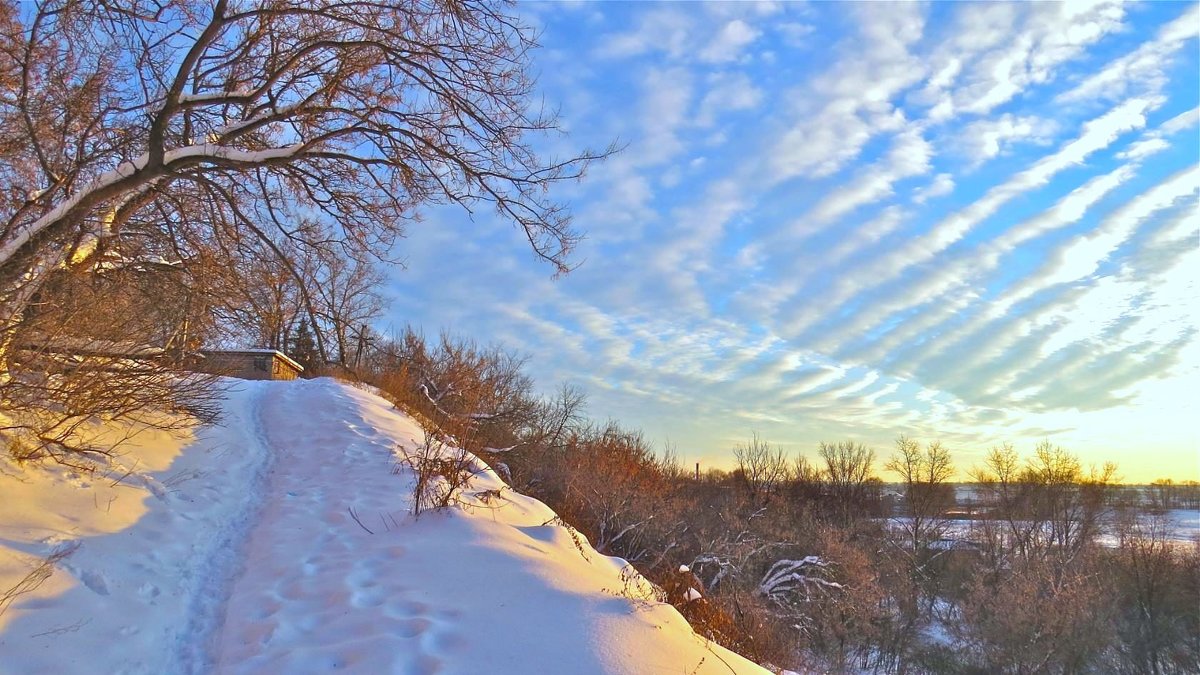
(885, 509), (1200, 548)
(0, 379), (766, 674)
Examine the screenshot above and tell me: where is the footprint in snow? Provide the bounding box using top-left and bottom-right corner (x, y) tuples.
(392, 617), (431, 638)
(383, 599), (428, 619)
(78, 568), (110, 596)
(137, 582), (160, 602)
(350, 586), (386, 609)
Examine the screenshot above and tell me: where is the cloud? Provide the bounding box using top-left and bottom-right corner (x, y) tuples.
(802, 129), (933, 228)
(696, 72), (764, 127)
(777, 95), (1158, 342)
(769, 3), (928, 182)
(913, 173), (955, 204)
(956, 114), (1059, 166)
(1057, 4), (1199, 104)
(1014, 165), (1200, 304)
(699, 20), (761, 63)
(1117, 104), (1199, 160)
(593, 9), (693, 60)
(633, 67), (694, 166)
(907, 167), (1199, 409)
(1160, 106), (1200, 135)
(920, 1), (1128, 118)
(776, 22), (815, 47)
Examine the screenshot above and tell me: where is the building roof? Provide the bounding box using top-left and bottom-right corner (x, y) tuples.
(200, 349), (304, 372)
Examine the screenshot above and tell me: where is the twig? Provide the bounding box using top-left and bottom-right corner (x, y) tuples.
(347, 507), (374, 534)
(31, 617), (92, 638)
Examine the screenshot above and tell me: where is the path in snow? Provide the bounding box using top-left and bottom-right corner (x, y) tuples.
(1, 379), (765, 674)
(0, 381), (273, 674)
(212, 379), (765, 674)
(174, 382), (277, 674)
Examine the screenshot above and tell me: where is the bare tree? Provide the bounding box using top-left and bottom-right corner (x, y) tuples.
(733, 432), (790, 501)
(971, 441), (1118, 578)
(0, 0), (608, 461)
(1109, 514), (1200, 674)
(884, 436), (955, 626)
(886, 436), (955, 554)
(817, 440), (878, 524)
(209, 233), (310, 351)
(311, 248), (383, 368)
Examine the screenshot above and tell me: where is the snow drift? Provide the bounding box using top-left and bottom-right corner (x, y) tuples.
(0, 378), (766, 674)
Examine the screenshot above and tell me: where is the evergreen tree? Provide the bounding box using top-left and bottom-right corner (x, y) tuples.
(289, 319), (318, 376)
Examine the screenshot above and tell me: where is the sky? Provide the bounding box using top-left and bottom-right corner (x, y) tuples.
(381, 0), (1200, 483)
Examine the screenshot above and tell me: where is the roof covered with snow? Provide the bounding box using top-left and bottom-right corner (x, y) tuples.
(200, 348), (304, 372)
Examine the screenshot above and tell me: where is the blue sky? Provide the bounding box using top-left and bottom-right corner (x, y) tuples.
(383, 1), (1199, 482)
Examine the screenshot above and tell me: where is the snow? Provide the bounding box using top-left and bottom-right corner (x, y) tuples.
(1, 140), (310, 269)
(885, 513), (1200, 548)
(759, 557), (843, 603)
(177, 89), (254, 105)
(0, 379), (767, 674)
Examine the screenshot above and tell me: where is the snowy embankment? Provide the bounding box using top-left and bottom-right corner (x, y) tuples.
(0, 379), (766, 674)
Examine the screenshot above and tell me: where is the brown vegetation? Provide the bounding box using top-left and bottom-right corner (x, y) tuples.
(359, 326), (1200, 674)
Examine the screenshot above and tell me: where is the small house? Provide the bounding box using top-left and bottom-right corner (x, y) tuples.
(197, 349), (304, 381)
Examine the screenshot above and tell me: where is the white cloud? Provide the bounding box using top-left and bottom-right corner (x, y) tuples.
(636, 67), (693, 165)
(778, 96), (1159, 344)
(1058, 4), (1199, 104)
(776, 22), (815, 47)
(1116, 138), (1170, 161)
(867, 162), (1148, 378)
(804, 129), (933, 227)
(911, 1), (1128, 123)
(772, 105), (909, 181)
(699, 20), (761, 63)
(1160, 106), (1200, 135)
(951, 1), (1128, 115)
(696, 72), (764, 127)
(593, 9), (693, 60)
(1028, 165), (1200, 296)
(913, 173), (955, 204)
(956, 114), (1058, 166)
(1116, 104), (1199, 160)
(907, 166), (1199, 405)
(769, 3), (928, 182)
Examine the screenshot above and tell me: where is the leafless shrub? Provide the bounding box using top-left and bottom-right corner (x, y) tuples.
(956, 552), (1114, 673)
(365, 328), (539, 456)
(1107, 514), (1200, 674)
(602, 563), (667, 609)
(540, 515), (592, 563)
(402, 429), (484, 517)
(1, 266), (222, 467)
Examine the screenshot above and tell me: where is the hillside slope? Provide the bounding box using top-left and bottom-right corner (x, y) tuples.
(0, 378), (767, 674)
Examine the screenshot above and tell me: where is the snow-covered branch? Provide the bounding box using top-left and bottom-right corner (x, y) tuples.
(759, 556), (844, 606)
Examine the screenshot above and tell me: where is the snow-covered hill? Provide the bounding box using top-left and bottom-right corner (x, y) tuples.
(0, 379), (766, 674)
